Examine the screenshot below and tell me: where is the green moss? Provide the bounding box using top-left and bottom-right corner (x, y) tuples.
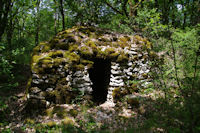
(68, 109), (78, 117)
(80, 59), (93, 69)
(109, 52), (119, 59)
(73, 64), (85, 70)
(116, 53), (129, 63)
(69, 44), (78, 52)
(62, 117), (74, 126)
(131, 74), (137, 79)
(55, 42), (69, 50)
(46, 90), (59, 103)
(25, 118), (35, 124)
(110, 42), (118, 47)
(39, 57), (53, 68)
(87, 27), (96, 32)
(118, 41), (128, 48)
(40, 56), (52, 61)
(46, 108), (54, 118)
(48, 77), (58, 84)
(32, 55), (43, 64)
(95, 29), (105, 36)
(64, 64), (69, 70)
(41, 45), (51, 53)
(80, 59), (93, 65)
(134, 35), (143, 43)
(132, 55), (138, 61)
(119, 36), (130, 42)
(78, 27), (91, 36)
(149, 51), (158, 59)
(112, 88), (122, 102)
(130, 83), (139, 93)
(125, 36), (131, 41)
(126, 96), (140, 107)
(79, 46), (93, 57)
(63, 27), (78, 34)
(31, 54), (46, 73)
(57, 78), (67, 85)
(145, 41), (152, 49)
(103, 48), (119, 59)
(142, 73), (148, 79)
(64, 51), (70, 58)
(46, 121), (57, 127)
(54, 84), (75, 104)
(32, 45), (40, 55)
(96, 49), (107, 59)
(64, 52), (80, 64)
(53, 58), (65, 67)
(50, 38), (59, 44)
(89, 33), (97, 38)
(35, 67), (44, 74)
(56, 110), (68, 118)
(105, 47), (115, 54)
(48, 50), (63, 58)
(32, 42), (50, 55)
(121, 89), (129, 96)
(85, 40), (97, 49)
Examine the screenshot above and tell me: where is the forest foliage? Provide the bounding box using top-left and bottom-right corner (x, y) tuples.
(0, 0), (200, 132)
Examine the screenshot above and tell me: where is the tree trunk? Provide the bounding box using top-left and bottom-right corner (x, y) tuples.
(169, 0), (176, 26)
(182, 0), (187, 29)
(134, 0), (139, 17)
(59, 0), (65, 31)
(0, 0), (12, 41)
(128, 0), (134, 17)
(162, 0), (169, 24)
(7, 19), (14, 50)
(54, 11), (57, 35)
(155, 0), (159, 9)
(35, 0), (40, 45)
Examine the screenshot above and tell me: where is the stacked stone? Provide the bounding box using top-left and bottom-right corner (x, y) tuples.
(27, 26), (156, 107)
(106, 44), (151, 103)
(71, 67), (93, 93)
(126, 44), (150, 80)
(107, 62), (125, 102)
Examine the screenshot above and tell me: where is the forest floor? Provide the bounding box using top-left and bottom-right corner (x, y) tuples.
(0, 66), (167, 133)
(0, 88), (166, 132)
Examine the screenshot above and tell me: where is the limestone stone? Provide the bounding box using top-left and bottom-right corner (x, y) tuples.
(30, 87), (41, 94)
(111, 69), (122, 75)
(46, 88), (53, 92)
(32, 79), (44, 84)
(109, 82), (124, 87)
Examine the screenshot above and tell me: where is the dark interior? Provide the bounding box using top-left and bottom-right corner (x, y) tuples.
(88, 59), (111, 104)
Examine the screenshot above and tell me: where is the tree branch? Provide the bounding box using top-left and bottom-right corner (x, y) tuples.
(122, 0), (128, 17)
(105, 1), (123, 15)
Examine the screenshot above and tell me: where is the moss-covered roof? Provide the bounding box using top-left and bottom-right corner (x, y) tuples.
(31, 26), (152, 74)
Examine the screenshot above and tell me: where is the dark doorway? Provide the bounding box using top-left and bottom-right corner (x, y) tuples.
(88, 59), (111, 104)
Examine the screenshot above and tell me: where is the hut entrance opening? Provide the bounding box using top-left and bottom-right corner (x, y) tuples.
(88, 59), (111, 104)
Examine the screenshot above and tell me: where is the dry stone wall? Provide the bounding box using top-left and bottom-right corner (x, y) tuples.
(27, 26), (157, 107)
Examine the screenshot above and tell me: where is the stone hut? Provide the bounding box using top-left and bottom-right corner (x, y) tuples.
(27, 26), (155, 107)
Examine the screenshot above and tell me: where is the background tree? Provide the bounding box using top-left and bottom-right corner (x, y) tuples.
(0, 0), (12, 41)
(34, 0), (41, 45)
